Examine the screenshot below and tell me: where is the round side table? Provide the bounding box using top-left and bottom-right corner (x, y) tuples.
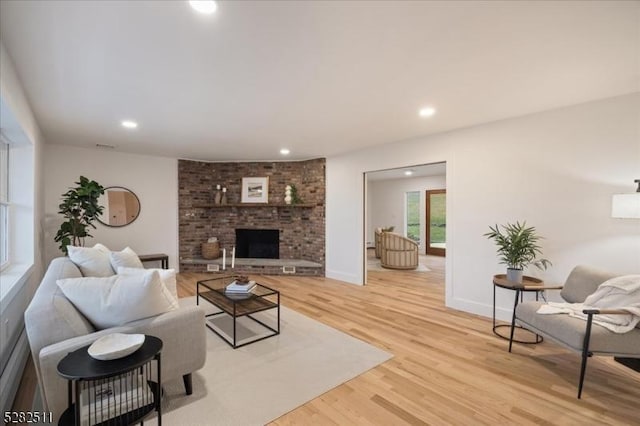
(492, 274), (543, 344)
(57, 335), (163, 426)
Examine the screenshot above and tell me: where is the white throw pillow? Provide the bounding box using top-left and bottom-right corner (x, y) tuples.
(57, 270), (179, 329)
(67, 245), (115, 277)
(93, 243), (111, 253)
(118, 266), (178, 300)
(110, 247), (144, 270)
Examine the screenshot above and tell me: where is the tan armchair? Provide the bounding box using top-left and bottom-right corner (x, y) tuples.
(374, 228), (382, 258)
(380, 232), (419, 270)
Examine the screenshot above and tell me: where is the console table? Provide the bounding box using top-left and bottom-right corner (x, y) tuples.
(139, 253), (169, 269)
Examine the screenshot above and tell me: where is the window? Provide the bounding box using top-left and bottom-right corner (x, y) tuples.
(0, 140), (8, 270)
(426, 189), (446, 256)
(405, 191), (420, 243)
(0, 102), (36, 304)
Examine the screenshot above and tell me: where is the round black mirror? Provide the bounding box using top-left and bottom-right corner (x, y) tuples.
(97, 186), (141, 227)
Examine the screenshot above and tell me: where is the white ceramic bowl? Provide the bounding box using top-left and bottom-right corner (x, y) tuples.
(88, 333), (145, 361)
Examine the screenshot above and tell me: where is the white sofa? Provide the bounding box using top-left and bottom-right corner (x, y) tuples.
(24, 257), (207, 421)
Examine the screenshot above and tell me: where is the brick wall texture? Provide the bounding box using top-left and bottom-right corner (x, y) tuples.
(178, 158), (326, 275)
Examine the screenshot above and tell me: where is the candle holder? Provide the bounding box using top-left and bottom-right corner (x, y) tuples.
(214, 184), (222, 205)
(221, 187), (228, 205)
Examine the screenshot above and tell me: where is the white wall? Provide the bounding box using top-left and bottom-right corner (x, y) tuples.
(367, 175), (446, 252)
(43, 145), (179, 269)
(0, 41), (45, 414)
(326, 93), (640, 321)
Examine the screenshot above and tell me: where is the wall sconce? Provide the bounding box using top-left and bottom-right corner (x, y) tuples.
(611, 179), (640, 219)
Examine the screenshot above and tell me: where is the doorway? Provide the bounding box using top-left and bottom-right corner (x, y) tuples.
(364, 162), (446, 284)
(425, 189), (446, 256)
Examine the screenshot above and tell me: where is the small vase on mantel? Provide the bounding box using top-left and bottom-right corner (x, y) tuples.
(284, 185), (292, 205)
(214, 184), (222, 205)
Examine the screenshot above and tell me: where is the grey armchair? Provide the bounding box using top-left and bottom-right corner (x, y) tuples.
(508, 265), (640, 398)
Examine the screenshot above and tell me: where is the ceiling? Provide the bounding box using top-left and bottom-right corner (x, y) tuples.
(0, 1), (638, 161)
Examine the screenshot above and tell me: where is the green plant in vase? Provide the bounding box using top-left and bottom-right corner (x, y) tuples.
(484, 221), (551, 283)
(289, 184), (303, 205)
(54, 176), (105, 255)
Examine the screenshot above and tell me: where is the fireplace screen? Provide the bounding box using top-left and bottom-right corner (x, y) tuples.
(235, 229), (279, 259)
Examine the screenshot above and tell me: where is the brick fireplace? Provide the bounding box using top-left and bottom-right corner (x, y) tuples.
(178, 158), (325, 275)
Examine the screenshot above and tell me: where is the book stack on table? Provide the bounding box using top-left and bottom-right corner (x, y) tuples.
(225, 279), (256, 294)
(79, 373), (153, 425)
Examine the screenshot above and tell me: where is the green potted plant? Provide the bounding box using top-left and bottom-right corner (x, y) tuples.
(484, 221), (551, 283)
(54, 176), (105, 255)
(289, 184), (303, 205)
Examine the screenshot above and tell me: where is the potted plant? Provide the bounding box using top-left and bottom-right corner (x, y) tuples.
(54, 176), (105, 255)
(484, 221), (551, 283)
(289, 184), (303, 205)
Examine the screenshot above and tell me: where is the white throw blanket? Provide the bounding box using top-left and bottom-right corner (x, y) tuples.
(537, 275), (640, 333)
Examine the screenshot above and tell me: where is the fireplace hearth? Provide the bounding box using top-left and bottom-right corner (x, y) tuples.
(235, 229), (279, 259)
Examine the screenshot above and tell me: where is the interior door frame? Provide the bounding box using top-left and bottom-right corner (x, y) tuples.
(426, 189), (446, 256)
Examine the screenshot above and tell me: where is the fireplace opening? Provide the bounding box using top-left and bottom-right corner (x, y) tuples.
(235, 229), (279, 259)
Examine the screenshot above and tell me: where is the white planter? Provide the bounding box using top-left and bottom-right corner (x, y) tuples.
(506, 268), (523, 284)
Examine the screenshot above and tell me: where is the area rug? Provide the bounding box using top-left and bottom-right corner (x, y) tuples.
(367, 257), (431, 272)
(144, 297), (392, 425)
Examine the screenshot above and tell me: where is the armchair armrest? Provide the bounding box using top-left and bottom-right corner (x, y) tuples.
(514, 284), (564, 291)
(524, 285), (563, 290)
(582, 308), (629, 315)
(36, 306), (206, 420)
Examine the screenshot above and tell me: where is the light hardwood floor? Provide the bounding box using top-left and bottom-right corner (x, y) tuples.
(176, 257), (640, 425)
(15, 258), (640, 424)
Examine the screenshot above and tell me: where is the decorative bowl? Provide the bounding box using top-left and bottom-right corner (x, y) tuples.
(88, 333), (145, 360)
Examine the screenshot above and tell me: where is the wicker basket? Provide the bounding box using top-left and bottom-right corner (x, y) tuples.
(201, 242), (220, 259)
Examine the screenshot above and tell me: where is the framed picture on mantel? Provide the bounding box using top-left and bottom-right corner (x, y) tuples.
(241, 177), (269, 203)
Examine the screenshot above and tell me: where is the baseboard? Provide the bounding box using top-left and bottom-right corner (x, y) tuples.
(446, 297), (513, 322)
(325, 269), (361, 285)
(0, 328), (29, 415)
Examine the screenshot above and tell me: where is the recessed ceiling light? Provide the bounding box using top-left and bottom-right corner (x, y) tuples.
(280, 148), (291, 155)
(404, 170), (414, 176)
(189, 0), (218, 14)
(121, 120), (138, 129)
(419, 107), (436, 118)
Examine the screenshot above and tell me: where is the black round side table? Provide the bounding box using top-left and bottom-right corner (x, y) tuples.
(57, 335), (163, 426)
(492, 274), (544, 344)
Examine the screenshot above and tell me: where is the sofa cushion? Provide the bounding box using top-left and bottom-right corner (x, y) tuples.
(118, 266), (178, 299)
(67, 245), (115, 277)
(25, 258), (95, 352)
(57, 270), (179, 329)
(516, 301), (640, 355)
(110, 246), (144, 270)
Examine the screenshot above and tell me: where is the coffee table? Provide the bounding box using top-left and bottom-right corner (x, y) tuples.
(197, 276), (280, 348)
